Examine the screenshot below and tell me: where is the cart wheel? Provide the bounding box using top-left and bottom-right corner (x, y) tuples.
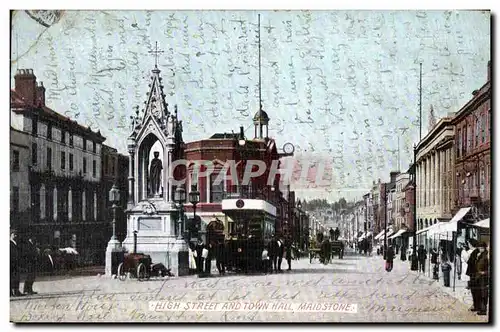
(117, 263), (126, 281)
(137, 263), (150, 281)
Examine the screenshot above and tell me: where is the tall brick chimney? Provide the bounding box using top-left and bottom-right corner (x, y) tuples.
(36, 81), (46, 107)
(14, 69), (37, 105)
(487, 60), (491, 81)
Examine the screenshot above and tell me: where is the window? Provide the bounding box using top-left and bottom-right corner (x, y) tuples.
(104, 155), (109, 174)
(47, 124), (52, 140)
(93, 141), (97, 153)
(47, 147), (52, 170)
(83, 138), (87, 151)
(210, 173), (224, 203)
(83, 157), (87, 174)
(467, 124), (472, 151)
(12, 150), (20, 171)
(475, 116), (480, 147)
(32, 117), (38, 135)
(69, 134), (74, 147)
(32, 143), (38, 165)
(69, 153), (74, 171)
(61, 151), (66, 170)
(31, 184), (40, 222)
(92, 160), (96, 177)
(45, 186), (53, 220)
(457, 128), (462, 158)
(463, 125), (467, 155)
(478, 168), (484, 196)
(61, 130), (66, 144)
(12, 186), (19, 214)
(482, 113), (486, 143)
(111, 157), (115, 175)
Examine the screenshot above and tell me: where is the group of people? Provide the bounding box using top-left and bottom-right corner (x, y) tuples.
(261, 236), (293, 274)
(10, 228), (39, 297)
(188, 235), (295, 277)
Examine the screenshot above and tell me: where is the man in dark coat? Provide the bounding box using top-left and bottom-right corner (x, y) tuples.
(215, 241), (226, 275)
(269, 235), (279, 273)
(277, 238), (284, 272)
(474, 242), (489, 316)
(194, 239), (205, 275)
(417, 245), (427, 273)
(285, 238), (292, 271)
(10, 229), (24, 297)
(466, 239), (480, 311)
(22, 235), (39, 294)
(385, 245), (395, 272)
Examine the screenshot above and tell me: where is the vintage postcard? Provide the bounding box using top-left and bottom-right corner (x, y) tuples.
(9, 9), (491, 323)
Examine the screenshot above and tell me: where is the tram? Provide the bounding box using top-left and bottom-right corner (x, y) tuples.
(222, 198), (276, 273)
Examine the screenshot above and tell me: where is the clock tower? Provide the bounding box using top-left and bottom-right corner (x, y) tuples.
(120, 45), (189, 277)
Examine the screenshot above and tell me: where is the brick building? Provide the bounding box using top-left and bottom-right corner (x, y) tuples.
(452, 61), (491, 218)
(183, 111), (295, 245)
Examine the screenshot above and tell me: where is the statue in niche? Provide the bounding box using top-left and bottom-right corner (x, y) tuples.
(149, 151), (163, 197)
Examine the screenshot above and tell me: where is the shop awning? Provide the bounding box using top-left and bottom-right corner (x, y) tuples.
(474, 218), (490, 229)
(358, 231), (373, 241)
(427, 222), (448, 237)
(438, 207), (472, 234)
(389, 229), (407, 239)
(374, 230), (385, 240)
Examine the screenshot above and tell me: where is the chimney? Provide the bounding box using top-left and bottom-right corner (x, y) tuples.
(487, 60), (491, 82)
(36, 81), (45, 107)
(14, 69), (37, 105)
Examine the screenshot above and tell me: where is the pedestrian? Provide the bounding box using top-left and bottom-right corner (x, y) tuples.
(261, 246), (270, 274)
(456, 243), (463, 280)
(474, 242), (489, 316)
(385, 245), (395, 272)
(10, 229), (24, 297)
(285, 239), (292, 271)
(400, 244), (407, 261)
(269, 235), (278, 273)
(417, 245), (427, 273)
(430, 247), (439, 280)
(204, 242), (214, 276)
(277, 238), (284, 272)
(195, 239), (205, 276)
(22, 235), (39, 295)
(466, 239), (480, 312)
(215, 241), (226, 276)
(188, 242), (197, 275)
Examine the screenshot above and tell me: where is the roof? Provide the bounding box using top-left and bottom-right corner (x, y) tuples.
(253, 109), (270, 123)
(11, 89), (106, 142)
(209, 133), (239, 139)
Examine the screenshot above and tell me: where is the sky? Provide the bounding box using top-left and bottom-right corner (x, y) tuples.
(10, 10), (491, 201)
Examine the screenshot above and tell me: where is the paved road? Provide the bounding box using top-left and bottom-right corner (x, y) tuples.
(10, 255), (488, 323)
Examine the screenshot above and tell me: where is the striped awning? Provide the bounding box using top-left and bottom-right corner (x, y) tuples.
(389, 229), (407, 239)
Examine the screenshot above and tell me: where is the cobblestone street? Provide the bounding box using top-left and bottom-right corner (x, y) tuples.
(10, 254), (488, 323)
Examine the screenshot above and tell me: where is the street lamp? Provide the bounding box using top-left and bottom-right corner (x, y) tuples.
(175, 186), (186, 240)
(109, 184), (120, 241)
(189, 185), (200, 241)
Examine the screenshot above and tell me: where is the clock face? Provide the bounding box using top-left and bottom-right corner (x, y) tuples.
(236, 199), (245, 208)
(283, 142), (295, 154)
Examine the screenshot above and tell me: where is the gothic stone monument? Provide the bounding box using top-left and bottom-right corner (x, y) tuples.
(121, 63), (188, 276)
